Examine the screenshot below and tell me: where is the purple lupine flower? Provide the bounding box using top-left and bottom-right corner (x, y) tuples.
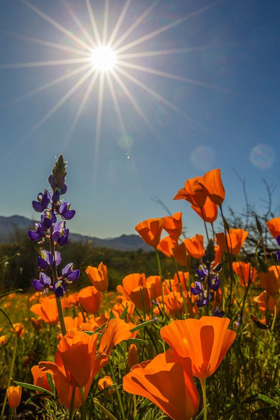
(58, 202), (76, 220)
(32, 272), (51, 292)
(28, 223), (45, 241)
(53, 280), (66, 298)
(196, 266), (208, 281)
(191, 281), (203, 296)
(41, 210), (56, 229)
(52, 221), (69, 246)
(54, 251), (62, 266)
(38, 250), (54, 269)
(209, 275), (220, 291)
(197, 290), (211, 307)
(62, 263), (80, 282)
(32, 190), (51, 212)
(213, 307), (225, 317)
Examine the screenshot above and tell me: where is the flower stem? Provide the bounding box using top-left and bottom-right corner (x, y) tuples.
(271, 298), (277, 331)
(0, 309), (18, 420)
(109, 360), (126, 420)
(155, 248), (165, 312)
(200, 378), (207, 420)
(68, 387), (76, 420)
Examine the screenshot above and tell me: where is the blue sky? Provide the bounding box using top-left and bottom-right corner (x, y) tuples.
(0, 0), (279, 239)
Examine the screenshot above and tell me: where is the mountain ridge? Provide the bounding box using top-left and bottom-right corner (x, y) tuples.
(0, 215), (150, 252)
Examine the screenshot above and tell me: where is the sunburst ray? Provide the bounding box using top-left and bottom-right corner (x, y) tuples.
(0, 57), (92, 70)
(107, 0), (131, 48)
(25, 66), (95, 139)
(85, 0), (102, 46)
(114, 0), (222, 54)
(61, 0), (96, 48)
(111, 0), (160, 50)
(3, 63), (93, 108)
(20, 0), (93, 53)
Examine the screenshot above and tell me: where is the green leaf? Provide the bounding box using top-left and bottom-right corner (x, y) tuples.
(130, 320), (156, 332)
(257, 394), (280, 409)
(222, 216), (230, 231)
(46, 373), (55, 394)
(120, 304), (129, 320)
(0, 289), (23, 300)
(255, 215), (263, 236)
(257, 255), (269, 273)
(127, 338), (148, 346)
(13, 381), (54, 396)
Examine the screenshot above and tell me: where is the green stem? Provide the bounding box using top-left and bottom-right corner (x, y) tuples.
(171, 256), (189, 317)
(271, 298), (277, 331)
(200, 378), (207, 420)
(155, 248), (165, 312)
(50, 222), (66, 336)
(68, 387), (76, 420)
(93, 399), (118, 420)
(0, 309), (18, 420)
(109, 360), (126, 420)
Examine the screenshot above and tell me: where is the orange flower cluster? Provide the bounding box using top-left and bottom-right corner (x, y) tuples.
(124, 317), (236, 420)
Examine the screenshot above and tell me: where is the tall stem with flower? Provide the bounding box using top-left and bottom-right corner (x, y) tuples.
(28, 155), (80, 336)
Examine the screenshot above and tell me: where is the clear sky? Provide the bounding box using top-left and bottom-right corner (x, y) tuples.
(0, 0), (279, 239)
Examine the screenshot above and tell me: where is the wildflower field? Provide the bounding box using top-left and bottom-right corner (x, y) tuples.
(0, 155), (279, 420)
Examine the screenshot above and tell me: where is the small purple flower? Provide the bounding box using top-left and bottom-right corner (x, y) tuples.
(58, 202), (76, 220)
(213, 307), (225, 318)
(28, 223), (45, 241)
(32, 190), (51, 213)
(209, 275), (220, 291)
(62, 263), (80, 282)
(32, 272), (51, 292)
(41, 210), (56, 229)
(196, 266), (208, 281)
(38, 250), (54, 269)
(53, 280), (66, 298)
(197, 290), (211, 307)
(191, 281), (203, 296)
(52, 221), (69, 246)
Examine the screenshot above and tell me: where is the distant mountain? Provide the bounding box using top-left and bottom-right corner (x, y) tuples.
(0, 215), (150, 252)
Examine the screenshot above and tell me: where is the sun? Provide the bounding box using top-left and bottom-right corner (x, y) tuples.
(90, 46), (116, 71)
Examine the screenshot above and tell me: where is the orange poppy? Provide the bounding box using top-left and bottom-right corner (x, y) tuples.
(232, 262), (257, 287)
(123, 349), (200, 420)
(30, 297), (64, 325)
(184, 234), (205, 259)
(7, 386), (22, 408)
(157, 236), (177, 258)
(78, 286), (102, 314)
(157, 237), (188, 267)
(117, 273), (151, 312)
(40, 330), (107, 409)
(191, 196), (218, 223)
(99, 318), (132, 357)
(85, 262), (109, 292)
(162, 212), (183, 239)
(173, 271), (189, 293)
(259, 266), (280, 296)
(12, 323), (25, 337)
(165, 291), (186, 316)
(135, 218), (164, 248)
(31, 317), (44, 331)
(98, 375), (114, 395)
(146, 276), (161, 300)
(216, 229), (248, 255)
(31, 365), (54, 395)
(266, 217), (280, 239)
(0, 335), (7, 346)
(127, 344), (139, 369)
(174, 177), (208, 208)
(198, 169), (225, 205)
(253, 291), (280, 316)
(160, 316), (236, 380)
